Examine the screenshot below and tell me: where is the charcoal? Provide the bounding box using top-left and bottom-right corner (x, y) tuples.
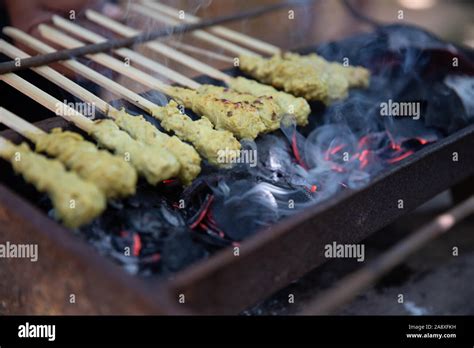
(160, 229), (208, 274)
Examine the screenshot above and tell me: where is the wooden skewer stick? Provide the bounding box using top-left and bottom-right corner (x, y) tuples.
(0, 40), (114, 116)
(84, 10), (231, 83)
(0, 107), (45, 139)
(3, 27), (158, 114)
(140, 0), (282, 55)
(46, 21), (241, 89)
(4, 27), (177, 118)
(0, 40), (121, 120)
(38, 25), (172, 94)
(51, 16), (199, 89)
(130, 3), (259, 57)
(0, 73), (94, 132)
(166, 41), (234, 63)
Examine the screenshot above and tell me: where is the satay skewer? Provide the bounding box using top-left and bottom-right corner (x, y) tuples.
(0, 104), (138, 199)
(46, 19), (311, 135)
(0, 72), (180, 185)
(0, 37), (203, 185)
(0, 109), (106, 228)
(37, 24), (269, 139)
(131, 4), (371, 104)
(166, 41), (234, 63)
(3, 27), (240, 170)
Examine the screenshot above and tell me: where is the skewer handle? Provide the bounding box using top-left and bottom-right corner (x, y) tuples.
(140, 0), (281, 55)
(0, 107), (44, 139)
(51, 15), (201, 90)
(131, 3), (259, 57)
(3, 27), (159, 115)
(38, 24), (170, 94)
(85, 10), (232, 83)
(167, 41), (233, 63)
(0, 39), (112, 116)
(0, 73), (94, 132)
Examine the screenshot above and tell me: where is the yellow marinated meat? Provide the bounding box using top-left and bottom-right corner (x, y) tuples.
(228, 76), (311, 126)
(89, 119), (180, 185)
(110, 109), (201, 185)
(151, 101), (241, 167)
(0, 141), (106, 228)
(167, 86), (267, 139)
(294, 53), (370, 88)
(198, 84), (284, 132)
(239, 54), (330, 103)
(34, 128), (137, 199)
(239, 53), (370, 104)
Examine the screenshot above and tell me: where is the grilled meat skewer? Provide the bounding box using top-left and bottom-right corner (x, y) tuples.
(0, 135), (106, 228)
(0, 108), (137, 199)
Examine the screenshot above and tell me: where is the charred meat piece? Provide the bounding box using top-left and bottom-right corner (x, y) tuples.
(168, 86), (273, 139)
(228, 76), (311, 127)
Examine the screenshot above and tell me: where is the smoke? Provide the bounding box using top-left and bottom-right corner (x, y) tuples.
(191, 24), (474, 241)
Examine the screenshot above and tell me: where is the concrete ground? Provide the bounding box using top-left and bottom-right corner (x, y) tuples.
(245, 190), (474, 315)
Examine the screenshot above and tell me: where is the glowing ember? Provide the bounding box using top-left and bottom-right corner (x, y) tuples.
(386, 150), (415, 164)
(189, 194), (214, 229)
(292, 131), (308, 169)
(132, 233), (142, 257)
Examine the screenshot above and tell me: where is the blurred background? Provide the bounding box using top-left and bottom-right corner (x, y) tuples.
(152, 0), (474, 50)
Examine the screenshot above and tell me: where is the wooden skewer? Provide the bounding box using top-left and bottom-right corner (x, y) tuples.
(0, 73), (94, 132)
(166, 41), (234, 63)
(0, 40), (121, 120)
(38, 24), (172, 94)
(4, 27), (177, 117)
(3, 27), (158, 114)
(140, 0), (282, 55)
(130, 3), (259, 57)
(84, 10), (231, 83)
(43, 21), (242, 90)
(0, 40), (113, 116)
(51, 15), (200, 90)
(0, 107), (45, 139)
